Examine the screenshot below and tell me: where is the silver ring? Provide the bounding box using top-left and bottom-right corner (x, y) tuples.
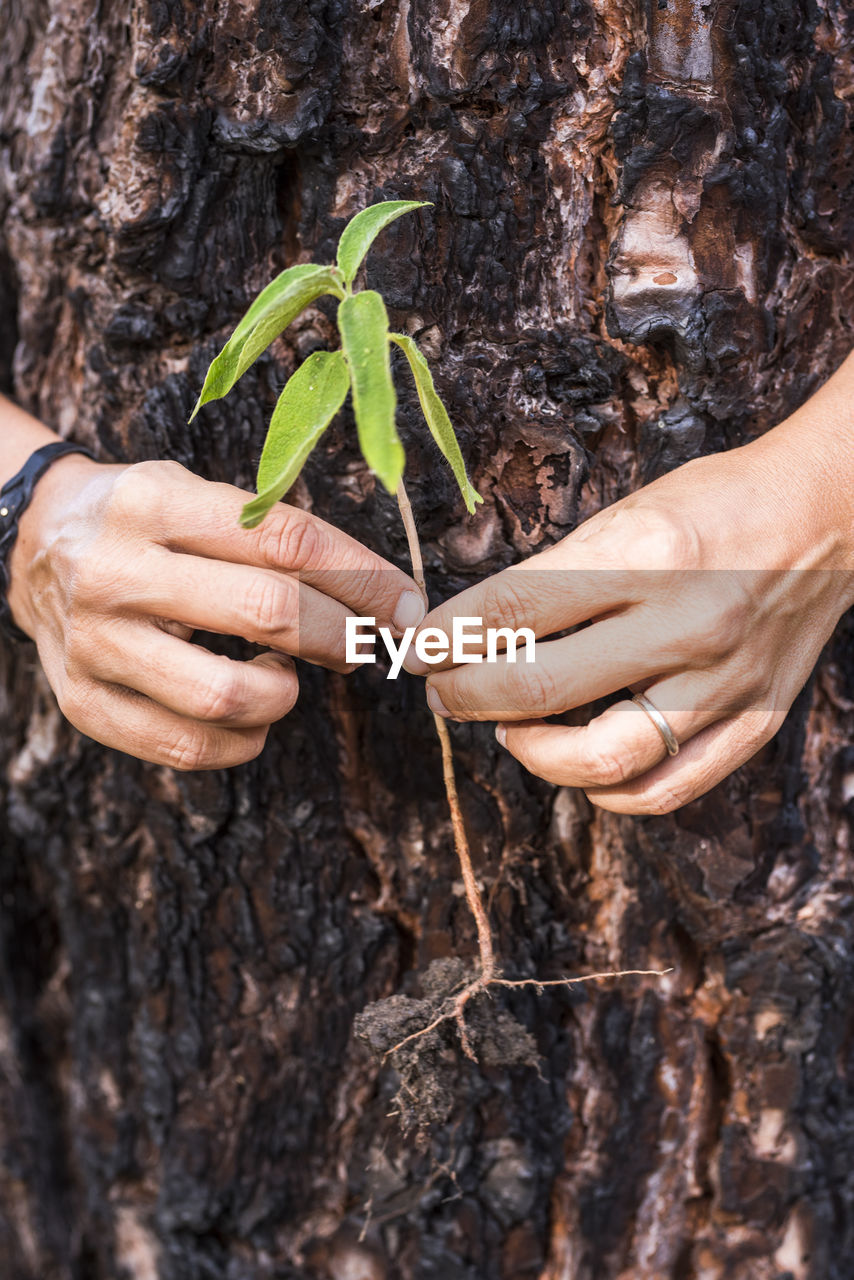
(632, 693), (680, 756)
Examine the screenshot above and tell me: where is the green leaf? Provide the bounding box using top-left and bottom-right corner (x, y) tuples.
(190, 264), (344, 420)
(232, 267), (343, 384)
(336, 200), (431, 287)
(240, 350), (351, 529)
(390, 333), (482, 514)
(338, 291), (404, 494)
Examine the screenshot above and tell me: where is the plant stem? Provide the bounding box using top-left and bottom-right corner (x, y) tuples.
(432, 714), (495, 981)
(396, 480), (495, 982)
(395, 480), (424, 592)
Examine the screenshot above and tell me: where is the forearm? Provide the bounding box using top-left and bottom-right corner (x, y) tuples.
(0, 393), (63, 477)
(743, 348), (854, 576)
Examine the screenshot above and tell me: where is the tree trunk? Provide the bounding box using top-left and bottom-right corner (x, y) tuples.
(1, 1), (852, 1277)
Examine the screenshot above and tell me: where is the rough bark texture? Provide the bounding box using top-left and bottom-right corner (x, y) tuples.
(1, 2), (853, 1277)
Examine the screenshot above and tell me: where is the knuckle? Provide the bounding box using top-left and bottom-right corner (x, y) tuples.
(482, 573), (531, 636)
(620, 509), (698, 571)
(162, 730), (210, 772)
(63, 620), (96, 675)
(685, 594), (747, 664)
(245, 576), (291, 637)
(56, 678), (96, 730)
(585, 746), (634, 788)
(67, 547), (104, 604)
(56, 685), (82, 726)
(641, 780), (691, 815)
(745, 700), (783, 746)
(508, 663), (559, 718)
(688, 616), (726, 663)
(106, 461), (173, 519)
(713, 596), (748, 657)
(259, 511), (321, 571)
(66, 542), (140, 617)
(191, 671), (245, 721)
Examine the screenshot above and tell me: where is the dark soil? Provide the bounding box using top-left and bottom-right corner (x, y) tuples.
(354, 959), (541, 1132)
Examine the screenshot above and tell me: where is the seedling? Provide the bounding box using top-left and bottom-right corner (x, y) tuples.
(190, 200), (480, 525)
(191, 201), (667, 1126)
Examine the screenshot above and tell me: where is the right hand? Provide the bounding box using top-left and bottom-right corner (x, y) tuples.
(7, 456), (424, 770)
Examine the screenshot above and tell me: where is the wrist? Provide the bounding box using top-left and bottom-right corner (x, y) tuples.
(6, 452), (103, 640)
(742, 359), (854, 609)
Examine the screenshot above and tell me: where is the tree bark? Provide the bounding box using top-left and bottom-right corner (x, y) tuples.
(1, 1), (852, 1277)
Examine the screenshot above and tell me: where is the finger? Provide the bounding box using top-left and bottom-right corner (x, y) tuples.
(425, 614), (677, 722)
(133, 550), (359, 671)
(495, 672), (725, 788)
(59, 677), (272, 771)
(136, 465), (424, 630)
(583, 702), (784, 815)
(403, 559), (635, 675)
(82, 622), (299, 727)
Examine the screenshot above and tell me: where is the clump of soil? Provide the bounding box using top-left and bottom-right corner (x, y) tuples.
(354, 958), (540, 1131)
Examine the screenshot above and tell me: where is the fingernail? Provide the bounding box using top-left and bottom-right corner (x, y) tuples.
(393, 590), (426, 631)
(495, 725), (507, 747)
(426, 685), (450, 717)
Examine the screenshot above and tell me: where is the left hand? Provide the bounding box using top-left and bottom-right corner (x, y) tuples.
(403, 394), (854, 814)
(7, 456), (423, 770)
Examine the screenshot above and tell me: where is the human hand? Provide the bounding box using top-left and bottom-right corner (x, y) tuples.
(8, 456), (423, 770)
(405, 406), (854, 814)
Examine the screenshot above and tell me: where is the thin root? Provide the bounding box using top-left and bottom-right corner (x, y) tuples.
(494, 966), (673, 991)
(383, 967), (673, 1065)
(397, 481), (494, 982)
(392, 481), (672, 1074)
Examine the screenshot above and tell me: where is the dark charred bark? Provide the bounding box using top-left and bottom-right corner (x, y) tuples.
(0, 1), (852, 1277)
